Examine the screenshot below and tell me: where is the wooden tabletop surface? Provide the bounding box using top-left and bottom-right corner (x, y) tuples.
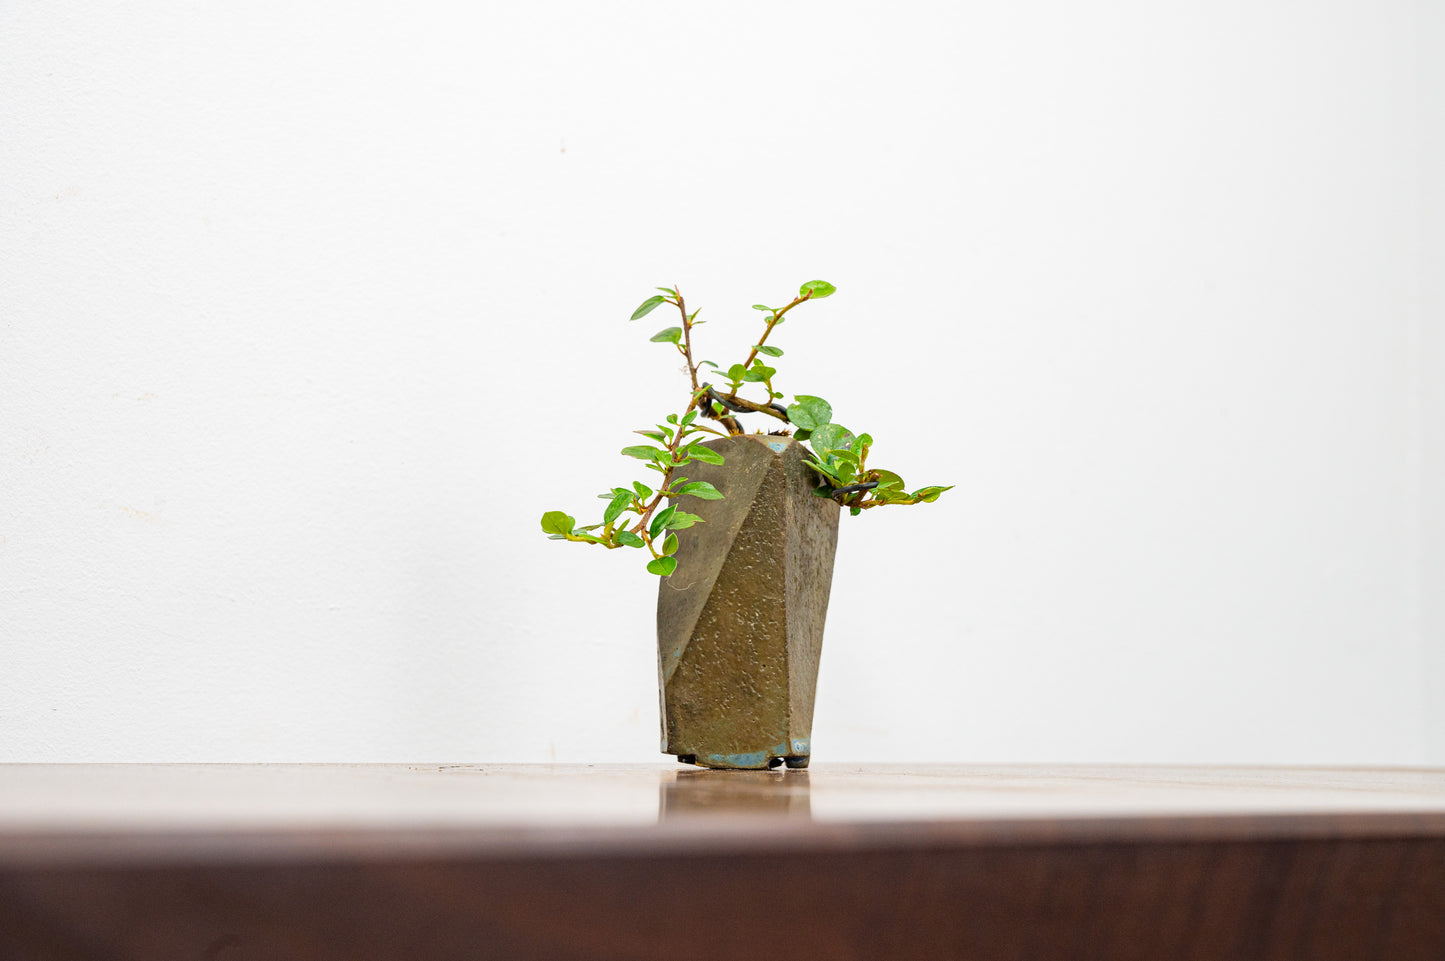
(4, 763), (1445, 855)
(4, 764), (1445, 960)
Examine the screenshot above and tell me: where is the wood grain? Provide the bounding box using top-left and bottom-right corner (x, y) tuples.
(3, 765), (1445, 960)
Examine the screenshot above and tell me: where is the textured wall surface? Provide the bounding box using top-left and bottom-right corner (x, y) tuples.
(1, 1), (1437, 763)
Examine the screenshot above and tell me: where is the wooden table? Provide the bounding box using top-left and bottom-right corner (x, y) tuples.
(3, 764), (1444, 960)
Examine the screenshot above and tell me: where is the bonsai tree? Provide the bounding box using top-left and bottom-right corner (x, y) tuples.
(540, 281), (951, 576)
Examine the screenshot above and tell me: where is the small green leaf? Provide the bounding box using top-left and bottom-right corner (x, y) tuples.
(793, 428), (812, 441)
(799, 280), (837, 299)
(540, 511), (575, 535)
(650, 326), (682, 344)
(856, 433), (873, 447)
(656, 287), (678, 297)
(636, 430), (667, 442)
(631, 295), (666, 320)
(805, 458), (844, 484)
(787, 395), (832, 430)
(603, 490), (632, 525)
(633, 481), (653, 499)
(752, 304), (773, 311)
(824, 457), (858, 486)
(647, 556), (678, 576)
(687, 445), (725, 465)
(912, 485), (955, 503)
(621, 445), (664, 461)
(676, 481), (723, 500)
(810, 423), (855, 455)
(699, 359), (719, 369)
(680, 409), (698, 427)
(615, 530), (646, 548)
(661, 533), (679, 556)
(664, 511), (703, 530)
(666, 413), (678, 424)
(754, 344), (784, 357)
(850, 506), (862, 516)
(873, 469), (904, 491)
(742, 361), (776, 383)
(650, 507), (676, 538)
(726, 363), (747, 383)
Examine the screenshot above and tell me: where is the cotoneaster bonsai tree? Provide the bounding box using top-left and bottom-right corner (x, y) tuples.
(540, 280), (951, 572)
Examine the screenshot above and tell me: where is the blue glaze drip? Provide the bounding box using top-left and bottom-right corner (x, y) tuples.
(701, 740), (793, 769)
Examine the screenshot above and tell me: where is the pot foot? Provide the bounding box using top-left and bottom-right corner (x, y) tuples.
(784, 755), (810, 769)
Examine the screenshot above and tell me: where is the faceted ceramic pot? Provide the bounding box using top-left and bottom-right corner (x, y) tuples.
(656, 435), (840, 769)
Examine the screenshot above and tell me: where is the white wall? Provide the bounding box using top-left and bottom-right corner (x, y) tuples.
(1423, 0), (1445, 765)
(1, 1), (1434, 764)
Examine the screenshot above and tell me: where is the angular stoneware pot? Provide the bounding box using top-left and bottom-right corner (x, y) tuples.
(656, 434), (840, 770)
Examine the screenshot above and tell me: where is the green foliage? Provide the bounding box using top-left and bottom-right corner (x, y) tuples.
(664, 511), (703, 530)
(631, 295), (666, 320)
(873, 469), (904, 492)
(674, 481), (723, 500)
(540, 511), (574, 536)
(686, 445), (725, 465)
(602, 490), (632, 525)
(620, 445), (663, 462)
(787, 395), (832, 430)
(809, 423), (855, 457)
(649, 506), (675, 538)
(742, 360), (776, 383)
(545, 280), (949, 577)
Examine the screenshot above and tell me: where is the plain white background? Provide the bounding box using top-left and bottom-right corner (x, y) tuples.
(3, 1), (1440, 765)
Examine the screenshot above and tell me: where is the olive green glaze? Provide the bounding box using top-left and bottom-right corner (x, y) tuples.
(657, 435), (840, 770)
